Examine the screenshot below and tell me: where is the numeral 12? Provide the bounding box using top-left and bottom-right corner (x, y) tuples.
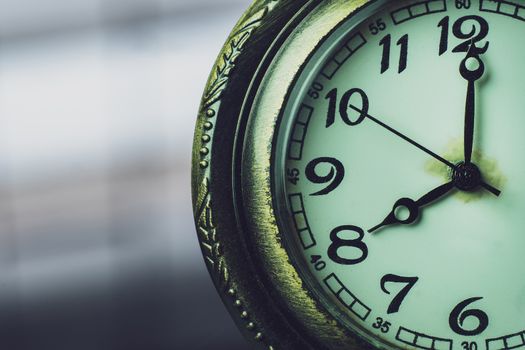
(437, 16), (489, 56)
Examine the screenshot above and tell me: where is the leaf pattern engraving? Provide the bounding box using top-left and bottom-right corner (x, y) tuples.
(197, 178), (229, 287)
(202, 3), (276, 109)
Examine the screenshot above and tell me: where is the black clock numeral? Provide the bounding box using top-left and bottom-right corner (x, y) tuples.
(449, 297), (489, 336)
(462, 341), (478, 350)
(307, 82), (324, 99)
(379, 34), (409, 74)
(453, 16), (489, 53)
(379, 34), (390, 73)
(437, 17), (449, 56)
(328, 225), (368, 265)
(438, 16), (489, 56)
(305, 157), (345, 196)
(380, 274), (419, 314)
(372, 317), (391, 334)
(368, 18), (387, 35)
(310, 255), (326, 271)
(455, 0), (471, 9)
(325, 88), (369, 128)
(287, 168), (300, 185)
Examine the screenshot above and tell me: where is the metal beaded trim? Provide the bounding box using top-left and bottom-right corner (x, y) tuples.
(196, 0), (279, 171)
(195, 178), (273, 348)
(193, 1), (280, 348)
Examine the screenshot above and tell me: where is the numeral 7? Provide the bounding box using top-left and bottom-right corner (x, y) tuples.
(381, 274), (419, 314)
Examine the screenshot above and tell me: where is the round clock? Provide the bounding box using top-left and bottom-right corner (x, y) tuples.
(192, 0), (521, 349)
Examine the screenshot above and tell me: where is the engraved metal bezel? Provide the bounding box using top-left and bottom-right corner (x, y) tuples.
(191, 1), (383, 349)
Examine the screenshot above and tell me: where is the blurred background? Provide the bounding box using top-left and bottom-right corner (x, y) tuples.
(0, 0), (251, 348)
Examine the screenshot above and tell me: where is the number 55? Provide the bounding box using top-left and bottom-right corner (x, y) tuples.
(369, 19), (387, 35)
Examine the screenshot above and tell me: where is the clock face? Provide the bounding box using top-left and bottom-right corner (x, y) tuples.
(274, 0), (525, 349)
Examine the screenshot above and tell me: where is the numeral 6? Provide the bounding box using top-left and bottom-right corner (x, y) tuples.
(449, 297), (489, 336)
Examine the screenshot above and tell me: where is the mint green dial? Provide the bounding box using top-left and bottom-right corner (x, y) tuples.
(275, 1), (525, 349)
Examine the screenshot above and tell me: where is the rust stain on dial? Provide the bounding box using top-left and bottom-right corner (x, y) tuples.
(425, 138), (506, 202)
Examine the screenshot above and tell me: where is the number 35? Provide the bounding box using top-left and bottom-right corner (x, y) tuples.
(372, 317), (391, 334)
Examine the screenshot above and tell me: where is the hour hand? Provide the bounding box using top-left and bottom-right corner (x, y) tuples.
(460, 41), (486, 165)
(368, 181), (455, 234)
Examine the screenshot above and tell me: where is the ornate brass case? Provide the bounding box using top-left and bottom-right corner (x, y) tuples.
(192, 1), (380, 349)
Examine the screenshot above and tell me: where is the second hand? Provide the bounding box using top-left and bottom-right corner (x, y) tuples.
(349, 104), (455, 168)
(349, 105), (456, 169)
(348, 104), (501, 196)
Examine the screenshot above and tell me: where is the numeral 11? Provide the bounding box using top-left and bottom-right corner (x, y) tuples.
(379, 34), (409, 74)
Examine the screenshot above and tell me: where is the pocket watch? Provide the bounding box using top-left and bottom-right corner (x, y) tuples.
(192, 0), (522, 349)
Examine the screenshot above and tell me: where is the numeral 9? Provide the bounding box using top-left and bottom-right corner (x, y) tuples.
(305, 157), (345, 196)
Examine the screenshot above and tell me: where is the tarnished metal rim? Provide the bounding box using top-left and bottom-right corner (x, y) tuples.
(192, 1), (316, 349)
(239, 1), (383, 350)
(192, 1), (381, 349)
